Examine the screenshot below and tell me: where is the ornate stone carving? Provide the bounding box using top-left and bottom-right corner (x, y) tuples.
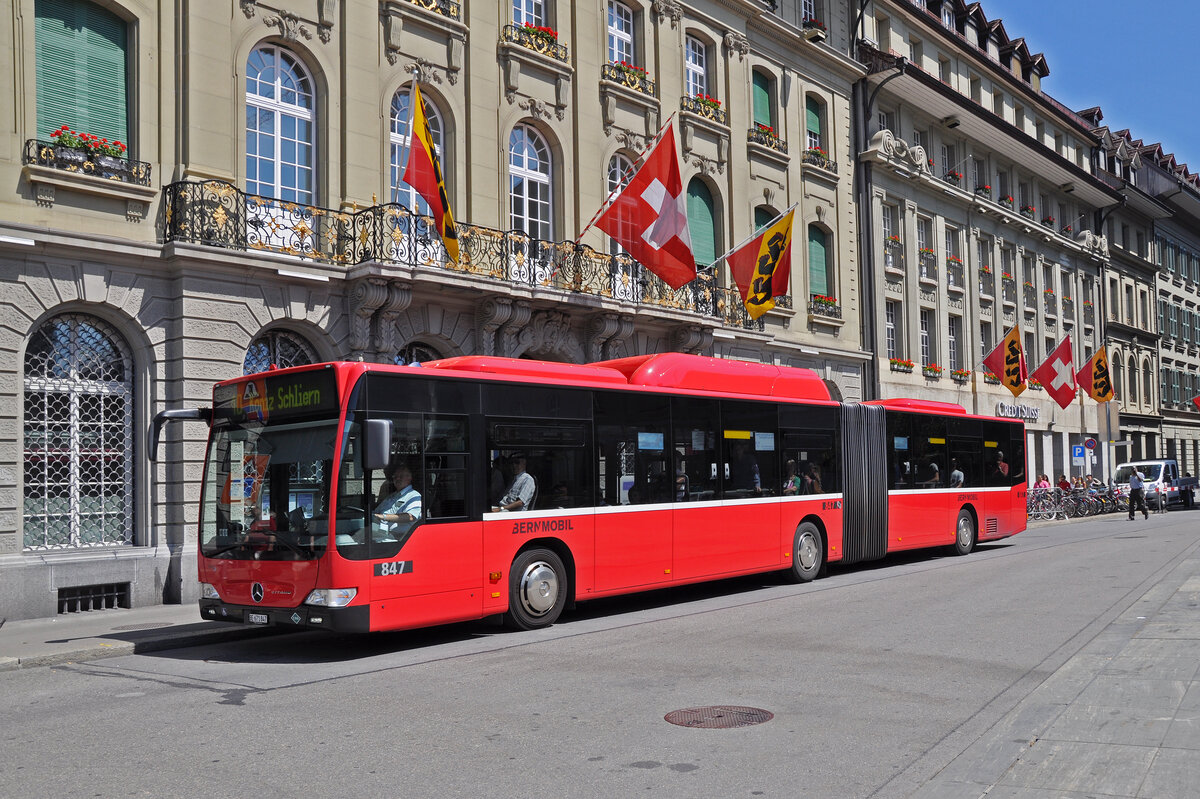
(519, 310), (583, 361)
(262, 12), (313, 42)
(865, 129), (931, 175)
(688, 153), (725, 176)
(671, 324), (712, 354)
(723, 32), (749, 61)
(476, 297), (513, 357)
(240, 0), (256, 18)
(374, 281), (413, 360)
(404, 59), (444, 85)
(498, 301), (533, 358)
(517, 97), (560, 121)
(615, 129), (646, 152)
(317, 0), (335, 43)
(346, 277), (390, 359)
(651, 0), (683, 28)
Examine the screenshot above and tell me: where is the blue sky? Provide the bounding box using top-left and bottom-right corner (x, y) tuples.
(980, 0), (1199, 169)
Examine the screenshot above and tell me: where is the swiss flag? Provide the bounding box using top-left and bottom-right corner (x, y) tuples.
(596, 124), (696, 289)
(1031, 336), (1078, 410)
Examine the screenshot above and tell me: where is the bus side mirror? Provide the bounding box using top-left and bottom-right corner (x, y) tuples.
(364, 419), (392, 471)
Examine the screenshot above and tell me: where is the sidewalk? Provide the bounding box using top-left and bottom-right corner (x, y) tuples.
(0, 602), (291, 671)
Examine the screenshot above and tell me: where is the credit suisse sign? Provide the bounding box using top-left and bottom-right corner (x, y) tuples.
(996, 401), (1041, 422)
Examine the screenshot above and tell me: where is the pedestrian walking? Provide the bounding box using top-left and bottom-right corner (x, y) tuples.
(1128, 468), (1149, 521)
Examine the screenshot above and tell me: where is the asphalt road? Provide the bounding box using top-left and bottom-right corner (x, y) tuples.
(3, 513), (1198, 798)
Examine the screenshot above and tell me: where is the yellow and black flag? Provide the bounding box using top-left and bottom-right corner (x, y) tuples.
(1075, 345), (1115, 402)
(402, 82), (459, 264)
(983, 325), (1027, 398)
(727, 208), (795, 320)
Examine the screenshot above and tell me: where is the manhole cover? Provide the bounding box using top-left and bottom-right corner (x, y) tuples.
(664, 705), (773, 729)
(112, 623), (174, 631)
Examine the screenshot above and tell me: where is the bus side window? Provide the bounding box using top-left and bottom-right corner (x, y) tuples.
(595, 392), (670, 506)
(488, 418), (590, 510)
(672, 397), (719, 503)
(886, 412), (914, 490)
(779, 404), (840, 495)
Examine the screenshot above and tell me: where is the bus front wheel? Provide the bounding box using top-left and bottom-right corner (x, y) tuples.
(787, 522), (824, 583)
(505, 548), (568, 630)
(953, 509), (976, 556)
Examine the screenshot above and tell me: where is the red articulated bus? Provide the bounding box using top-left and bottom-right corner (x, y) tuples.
(150, 353), (1026, 634)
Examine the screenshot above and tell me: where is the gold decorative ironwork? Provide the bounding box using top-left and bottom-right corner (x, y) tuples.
(23, 139), (153, 186)
(501, 23), (568, 62)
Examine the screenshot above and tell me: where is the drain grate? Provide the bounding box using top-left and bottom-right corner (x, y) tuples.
(664, 705), (773, 729)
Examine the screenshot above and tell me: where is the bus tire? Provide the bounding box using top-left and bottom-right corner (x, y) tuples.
(953, 509), (976, 556)
(505, 547), (568, 631)
(787, 522), (824, 583)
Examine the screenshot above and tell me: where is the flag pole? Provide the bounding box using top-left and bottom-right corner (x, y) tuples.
(701, 202), (798, 274)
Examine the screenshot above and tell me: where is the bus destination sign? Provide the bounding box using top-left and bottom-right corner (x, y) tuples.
(217, 370), (338, 422)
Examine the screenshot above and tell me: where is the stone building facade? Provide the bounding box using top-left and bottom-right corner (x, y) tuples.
(0, 0), (863, 620)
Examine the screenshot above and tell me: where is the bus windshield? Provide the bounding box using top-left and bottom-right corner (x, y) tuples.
(200, 418), (338, 561)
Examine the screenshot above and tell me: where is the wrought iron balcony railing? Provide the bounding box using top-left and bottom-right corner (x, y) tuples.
(501, 23), (568, 62)
(407, 0), (461, 20)
(748, 127), (787, 153)
(680, 95), (727, 125)
(23, 139), (152, 186)
(601, 62), (656, 96)
(808, 299), (842, 319)
(802, 149), (838, 173)
(162, 179), (764, 330)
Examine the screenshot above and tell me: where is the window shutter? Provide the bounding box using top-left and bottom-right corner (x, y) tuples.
(686, 179), (716, 268)
(35, 0), (128, 144)
(752, 72), (770, 127)
(754, 206), (775, 232)
(805, 97), (821, 139)
(808, 225), (828, 297)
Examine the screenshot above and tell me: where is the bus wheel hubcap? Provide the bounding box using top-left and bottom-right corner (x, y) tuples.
(958, 517), (972, 545)
(520, 561), (558, 616)
(797, 533), (818, 570)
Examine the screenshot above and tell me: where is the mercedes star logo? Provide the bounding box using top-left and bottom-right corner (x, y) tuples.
(251, 582), (264, 603)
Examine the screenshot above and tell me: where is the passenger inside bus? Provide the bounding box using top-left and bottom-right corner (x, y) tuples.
(494, 453), (537, 511)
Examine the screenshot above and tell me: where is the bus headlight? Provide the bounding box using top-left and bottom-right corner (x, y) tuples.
(304, 588), (357, 607)
(200, 582), (221, 600)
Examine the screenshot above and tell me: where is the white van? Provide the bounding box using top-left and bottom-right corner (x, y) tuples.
(1115, 459), (1181, 508)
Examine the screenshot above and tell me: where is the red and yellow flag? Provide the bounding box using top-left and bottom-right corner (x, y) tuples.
(1075, 345), (1115, 402)
(727, 209), (794, 320)
(402, 82), (459, 264)
(983, 325), (1027, 398)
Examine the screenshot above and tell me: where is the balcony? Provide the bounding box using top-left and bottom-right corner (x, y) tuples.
(1022, 284), (1037, 309)
(1061, 296), (1075, 318)
(162, 179), (762, 329)
(680, 95), (727, 126)
(747, 126), (787, 154)
(23, 139), (152, 186)
(946, 260), (965, 293)
(801, 148), (838, 174)
(405, 0), (460, 19)
(1002, 278), (1017, 305)
(1083, 302), (1096, 327)
(808, 297), (843, 319)
(601, 62), (655, 97)
(1043, 291), (1058, 316)
(978, 268), (994, 298)
(918, 260), (938, 285)
(501, 23), (568, 62)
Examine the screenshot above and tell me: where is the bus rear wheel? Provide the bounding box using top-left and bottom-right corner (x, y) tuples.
(786, 522), (824, 583)
(953, 509), (976, 556)
(505, 547), (568, 630)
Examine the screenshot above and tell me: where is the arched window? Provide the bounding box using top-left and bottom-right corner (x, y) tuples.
(390, 85), (445, 213)
(754, 206), (777, 232)
(245, 45), (314, 202)
(243, 329), (317, 375)
(24, 313), (133, 550)
(686, 178), (717, 269)
(1112, 356), (1124, 402)
(1143, 361), (1153, 405)
(806, 95), (825, 152)
(1127, 354), (1137, 404)
(395, 342), (442, 365)
(606, 153), (636, 255)
(35, 0), (129, 145)
(509, 124), (553, 240)
(808, 225), (831, 298)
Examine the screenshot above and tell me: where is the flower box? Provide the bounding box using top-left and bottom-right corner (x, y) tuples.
(613, 61), (648, 79)
(811, 294), (838, 307)
(1001, 272), (1015, 282)
(946, 255), (963, 266)
(944, 171), (963, 183)
(1000, 196), (1014, 208)
(979, 265), (993, 275)
(922, 364), (944, 377)
(886, 234), (902, 248)
(1019, 205), (1036, 218)
(522, 22), (559, 43)
(983, 372), (1001, 385)
(802, 17), (827, 32)
(1041, 216), (1055, 227)
(694, 93), (722, 112)
(51, 125), (127, 158)
(1028, 379), (1044, 391)
(889, 358), (915, 372)
(976, 185), (992, 197)
(918, 247), (936, 260)
(951, 368), (971, 381)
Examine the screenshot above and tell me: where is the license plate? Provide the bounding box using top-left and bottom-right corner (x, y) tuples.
(247, 612), (269, 625)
